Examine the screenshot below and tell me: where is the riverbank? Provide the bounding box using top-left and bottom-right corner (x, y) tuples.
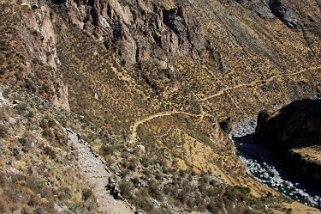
(231, 119), (321, 209)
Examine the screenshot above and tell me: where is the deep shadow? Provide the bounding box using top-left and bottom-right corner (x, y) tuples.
(233, 133), (321, 209)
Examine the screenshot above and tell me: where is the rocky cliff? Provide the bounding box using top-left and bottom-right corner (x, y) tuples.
(255, 99), (321, 190)
(255, 99), (321, 149)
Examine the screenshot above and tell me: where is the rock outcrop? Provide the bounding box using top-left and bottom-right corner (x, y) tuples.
(0, 1), (69, 110)
(255, 99), (321, 149)
(49, 0), (215, 68)
(234, 0), (303, 30)
(255, 99), (321, 191)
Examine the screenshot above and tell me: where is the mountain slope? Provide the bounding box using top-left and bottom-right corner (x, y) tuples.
(0, 0), (320, 213)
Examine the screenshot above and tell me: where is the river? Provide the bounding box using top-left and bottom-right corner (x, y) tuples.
(231, 119), (321, 209)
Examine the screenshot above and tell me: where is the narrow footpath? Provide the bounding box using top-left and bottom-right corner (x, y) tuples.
(66, 129), (133, 214)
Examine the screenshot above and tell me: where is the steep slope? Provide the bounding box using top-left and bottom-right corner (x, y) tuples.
(0, 0), (320, 213)
(0, 87), (98, 213)
(255, 99), (321, 191)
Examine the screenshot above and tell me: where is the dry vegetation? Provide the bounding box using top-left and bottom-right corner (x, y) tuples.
(0, 87), (98, 213)
(0, 0), (320, 213)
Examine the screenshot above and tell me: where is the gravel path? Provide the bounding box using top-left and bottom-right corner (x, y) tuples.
(67, 129), (133, 214)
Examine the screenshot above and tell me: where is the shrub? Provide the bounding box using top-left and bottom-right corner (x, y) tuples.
(207, 201), (222, 213)
(42, 128), (54, 140)
(140, 155), (150, 167)
(26, 177), (46, 195)
(128, 161), (136, 171)
(15, 103), (28, 115)
(43, 146), (56, 159)
(82, 188), (94, 201)
(224, 186), (250, 202)
(19, 132), (34, 153)
(286, 208), (293, 214)
(0, 125), (8, 138)
(119, 180), (134, 199)
(0, 107), (9, 122)
(148, 180), (163, 201)
(198, 176), (209, 186)
(53, 127), (67, 145)
(100, 144), (115, 156)
(235, 186), (251, 195)
(133, 196), (154, 213)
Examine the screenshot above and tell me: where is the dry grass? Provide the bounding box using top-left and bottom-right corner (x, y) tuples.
(0, 89), (98, 213)
(0, 1), (320, 213)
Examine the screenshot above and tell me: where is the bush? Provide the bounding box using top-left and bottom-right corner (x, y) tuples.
(133, 192), (154, 213)
(0, 125), (8, 138)
(128, 161), (136, 171)
(224, 186), (250, 202)
(119, 180), (134, 199)
(100, 144), (115, 156)
(198, 176), (209, 186)
(0, 107), (9, 122)
(140, 155), (150, 167)
(148, 180), (163, 201)
(207, 201), (222, 213)
(15, 103), (28, 115)
(19, 132), (34, 153)
(82, 188), (94, 201)
(26, 177), (46, 195)
(286, 208), (293, 214)
(44, 146), (56, 159)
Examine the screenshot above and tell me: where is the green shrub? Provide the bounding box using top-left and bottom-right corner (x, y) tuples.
(119, 180), (134, 199)
(148, 180), (163, 201)
(43, 146), (56, 159)
(100, 144), (115, 156)
(26, 177), (46, 195)
(133, 193), (154, 213)
(15, 103), (28, 115)
(286, 208), (293, 214)
(0, 125), (8, 138)
(140, 155), (150, 167)
(128, 161), (136, 171)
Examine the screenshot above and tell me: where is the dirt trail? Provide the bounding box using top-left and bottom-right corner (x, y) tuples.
(67, 129), (133, 214)
(128, 66), (321, 144)
(129, 110), (179, 143)
(202, 65), (246, 114)
(128, 110), (214, 143)
(202, 66), (321, 101)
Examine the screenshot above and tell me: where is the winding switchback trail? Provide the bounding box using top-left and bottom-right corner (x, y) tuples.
(128, 66), (321, 144)
(129, 111), (179, 143)
(128, 110), (213, 143)
(201, 66), (321, 101)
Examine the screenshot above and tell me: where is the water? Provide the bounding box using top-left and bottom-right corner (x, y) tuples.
(231, 119), (321, 209)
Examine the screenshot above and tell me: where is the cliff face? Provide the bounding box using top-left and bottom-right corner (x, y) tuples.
(51, 0), (321, 67)
(255, 99), (321, 191)
(0, 1), (69, 110)
(255, 99), (321, 149)
(0, 0), (321, 213)
(48, 0), (214, 68)
(48, 0), (321, 120)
